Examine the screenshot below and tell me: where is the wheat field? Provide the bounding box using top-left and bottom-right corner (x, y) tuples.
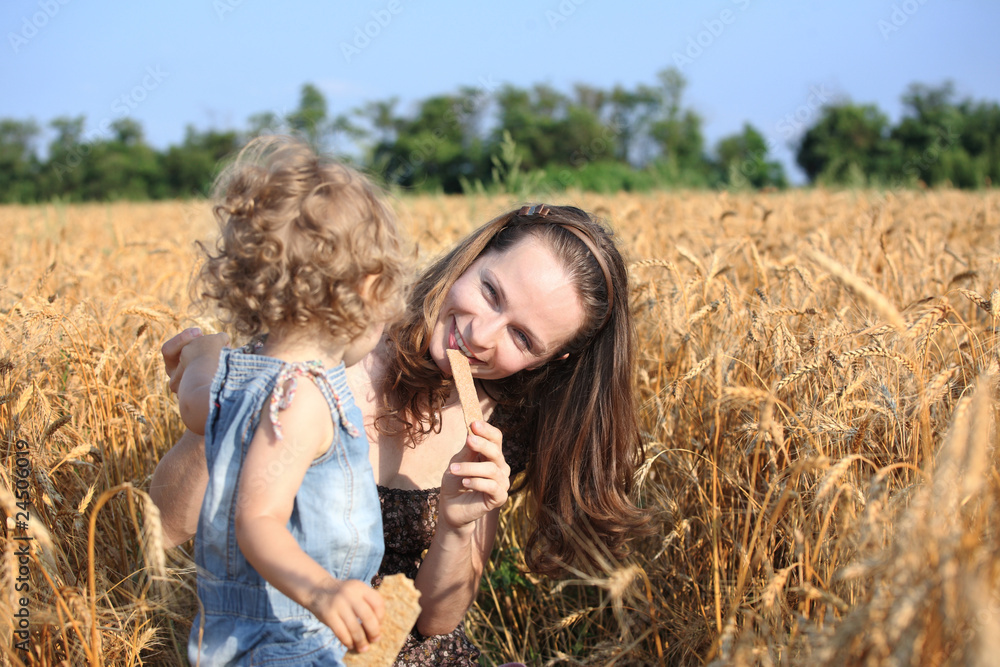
(1, 189), (998, 666)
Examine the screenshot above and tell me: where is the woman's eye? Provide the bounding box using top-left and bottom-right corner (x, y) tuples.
(483, 281), (497, 302)
(514, 330), (531, 351)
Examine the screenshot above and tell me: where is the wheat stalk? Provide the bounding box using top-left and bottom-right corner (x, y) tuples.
(809, 248), (907, 333)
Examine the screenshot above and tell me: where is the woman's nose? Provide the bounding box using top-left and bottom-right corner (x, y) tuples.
(467, 315), (504, 349)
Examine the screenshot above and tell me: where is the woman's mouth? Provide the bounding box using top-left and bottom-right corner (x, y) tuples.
(450, 318), (477, 361)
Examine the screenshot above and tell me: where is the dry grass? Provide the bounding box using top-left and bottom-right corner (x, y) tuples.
(1, 190), (998, 665)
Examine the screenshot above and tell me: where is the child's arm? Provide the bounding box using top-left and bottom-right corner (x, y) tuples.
(234, 379), (384, 653)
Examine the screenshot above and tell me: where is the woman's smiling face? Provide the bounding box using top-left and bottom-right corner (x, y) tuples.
(428, 235), (586, 380)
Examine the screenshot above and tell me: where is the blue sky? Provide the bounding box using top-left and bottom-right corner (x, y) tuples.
(3, 0), (998, 183)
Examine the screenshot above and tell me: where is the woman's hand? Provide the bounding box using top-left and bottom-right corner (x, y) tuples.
(437, 420), (511, 534)
(161, 328), (228, 393)
(414, 420), (509, 635)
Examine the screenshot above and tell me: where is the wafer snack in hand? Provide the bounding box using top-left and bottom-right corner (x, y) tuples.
(343, 574), (422, 666)
(446, 348), (484, 430)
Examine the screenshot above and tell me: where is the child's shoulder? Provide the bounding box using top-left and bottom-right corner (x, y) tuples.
(265, 358), (350, 408)
(265, 366), (340, 451)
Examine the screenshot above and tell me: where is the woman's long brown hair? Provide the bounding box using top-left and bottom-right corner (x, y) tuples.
(378, 205), (649, 575)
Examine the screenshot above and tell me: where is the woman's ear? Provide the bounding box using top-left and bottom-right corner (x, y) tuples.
(557, 352), (569, 361)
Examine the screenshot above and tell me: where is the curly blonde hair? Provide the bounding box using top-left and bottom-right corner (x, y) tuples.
(198, 135), (409, 341)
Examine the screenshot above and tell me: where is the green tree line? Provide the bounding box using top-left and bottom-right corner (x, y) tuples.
(1, 70), (996, 202)
(796, 81), (1000, 189)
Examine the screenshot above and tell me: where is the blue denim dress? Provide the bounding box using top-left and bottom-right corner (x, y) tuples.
(188, 347), (384, 666)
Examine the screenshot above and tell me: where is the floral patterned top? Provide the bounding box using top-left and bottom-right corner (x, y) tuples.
(374, 407), (528, 666)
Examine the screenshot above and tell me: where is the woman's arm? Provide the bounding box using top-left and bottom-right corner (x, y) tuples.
(161, 328), (228, 395)
(412, 420), (510, 636)
(149, 429), (208, 547)
(176, 365), (215, 436)
(149, 329), (228, 546)
(163, 329), (229, 435)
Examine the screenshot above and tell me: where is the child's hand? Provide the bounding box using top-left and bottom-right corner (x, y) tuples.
(311, 579), (384, 653)
(161, 329), (228, 393)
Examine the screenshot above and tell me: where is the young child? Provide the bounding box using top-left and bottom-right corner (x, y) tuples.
(173, 135), (409, 665)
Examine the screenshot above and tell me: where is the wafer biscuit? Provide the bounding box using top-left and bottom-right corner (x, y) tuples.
(343, 574), (422, 666)
(446, 348), (484, 429)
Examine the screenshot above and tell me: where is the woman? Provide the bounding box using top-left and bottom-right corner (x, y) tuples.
(152, 203), (648, 664)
